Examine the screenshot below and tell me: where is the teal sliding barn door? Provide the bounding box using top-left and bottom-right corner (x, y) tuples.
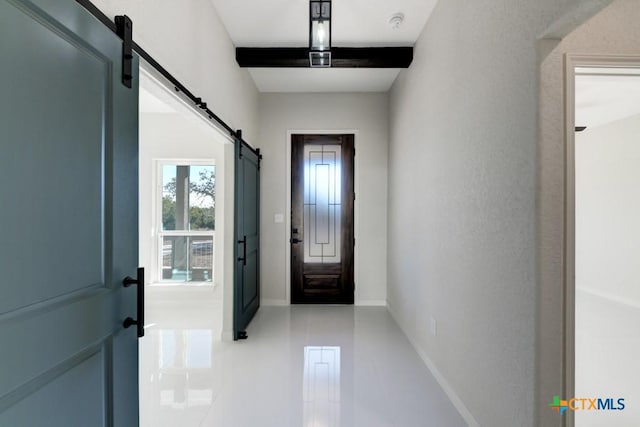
(0, 0), (140, 425)
(234, 139), (261, 340)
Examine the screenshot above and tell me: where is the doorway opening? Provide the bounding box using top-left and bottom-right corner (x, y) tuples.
(290, 134), (355, 304)
(138, 65), (235, 425)
(566, 57), (640, 426)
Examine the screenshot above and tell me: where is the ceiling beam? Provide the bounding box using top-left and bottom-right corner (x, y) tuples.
(235, 47), (413, 68)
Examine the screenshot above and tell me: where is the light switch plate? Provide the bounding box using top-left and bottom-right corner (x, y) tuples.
(274, 213), (284, 223)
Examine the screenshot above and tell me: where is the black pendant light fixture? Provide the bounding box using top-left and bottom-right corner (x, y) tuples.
(309, 0), (331, 67)
(236, 1), (413, 69)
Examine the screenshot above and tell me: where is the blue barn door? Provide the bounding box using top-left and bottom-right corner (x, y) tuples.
(0, 0), (140, 425)
(233, 137), (261, 340)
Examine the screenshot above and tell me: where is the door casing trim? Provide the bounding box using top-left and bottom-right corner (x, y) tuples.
(563, 53), (640, 427)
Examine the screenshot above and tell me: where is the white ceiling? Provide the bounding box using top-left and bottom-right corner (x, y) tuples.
(210, 0), (439, 92)
(575, 68), (640, 129)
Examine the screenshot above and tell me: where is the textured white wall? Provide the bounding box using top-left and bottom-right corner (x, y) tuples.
(388, 0), (613, 426)
(539, 1), (640, 425)
(576, 114), (640, 305)
(91, 0), (259, 143)
(257, 93), (388, 305)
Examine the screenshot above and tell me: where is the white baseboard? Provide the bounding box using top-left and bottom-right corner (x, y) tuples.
(261, 299), (289, 306)
(355, 299), (387, 306)
(386, 301), (479, 427)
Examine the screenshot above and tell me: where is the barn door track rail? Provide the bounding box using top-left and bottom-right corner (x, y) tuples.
(75, 0), (259, 156)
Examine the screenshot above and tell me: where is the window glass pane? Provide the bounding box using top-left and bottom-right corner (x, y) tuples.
(161, 236), (213, 282)
(189, 165), (215, 231)
(161, 164), (215, 231)
(303, 144), (341, 263)
(162, 165), (178, 231)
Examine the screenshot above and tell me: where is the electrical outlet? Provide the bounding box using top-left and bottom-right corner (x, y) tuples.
(274, 213), (284, 223)
(430, 316), (437, 336)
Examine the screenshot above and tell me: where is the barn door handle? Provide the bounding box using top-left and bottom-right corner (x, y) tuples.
(237, 236), (247, 266)
(123, 267), (144, 338)
(290, 238), (303, 244)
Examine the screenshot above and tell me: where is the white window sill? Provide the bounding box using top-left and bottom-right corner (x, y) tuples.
(148, 281), (215, 288)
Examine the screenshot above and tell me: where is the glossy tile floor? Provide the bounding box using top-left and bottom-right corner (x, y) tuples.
(140, 302), (466, 427)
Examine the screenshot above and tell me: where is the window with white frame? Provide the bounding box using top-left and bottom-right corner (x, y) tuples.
(157, 162), (215, 283)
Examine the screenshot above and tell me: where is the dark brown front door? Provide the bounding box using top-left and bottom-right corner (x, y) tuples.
(291, 134), (355, 304)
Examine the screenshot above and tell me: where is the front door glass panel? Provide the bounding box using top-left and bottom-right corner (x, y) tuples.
(303, 144), (342, 264)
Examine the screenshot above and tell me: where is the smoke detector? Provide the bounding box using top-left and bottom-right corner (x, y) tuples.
(389, 13), (405, 30)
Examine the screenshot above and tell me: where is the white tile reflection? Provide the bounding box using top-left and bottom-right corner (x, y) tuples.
(142, 305), (466, 427)
(140, 283), (223, 427)
(141, 328), (217, 426)
(303, 346), (341, 427)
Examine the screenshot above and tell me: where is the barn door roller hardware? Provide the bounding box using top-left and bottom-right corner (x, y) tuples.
(76, 0), (260, 152)
(115, 15), (133, 88)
